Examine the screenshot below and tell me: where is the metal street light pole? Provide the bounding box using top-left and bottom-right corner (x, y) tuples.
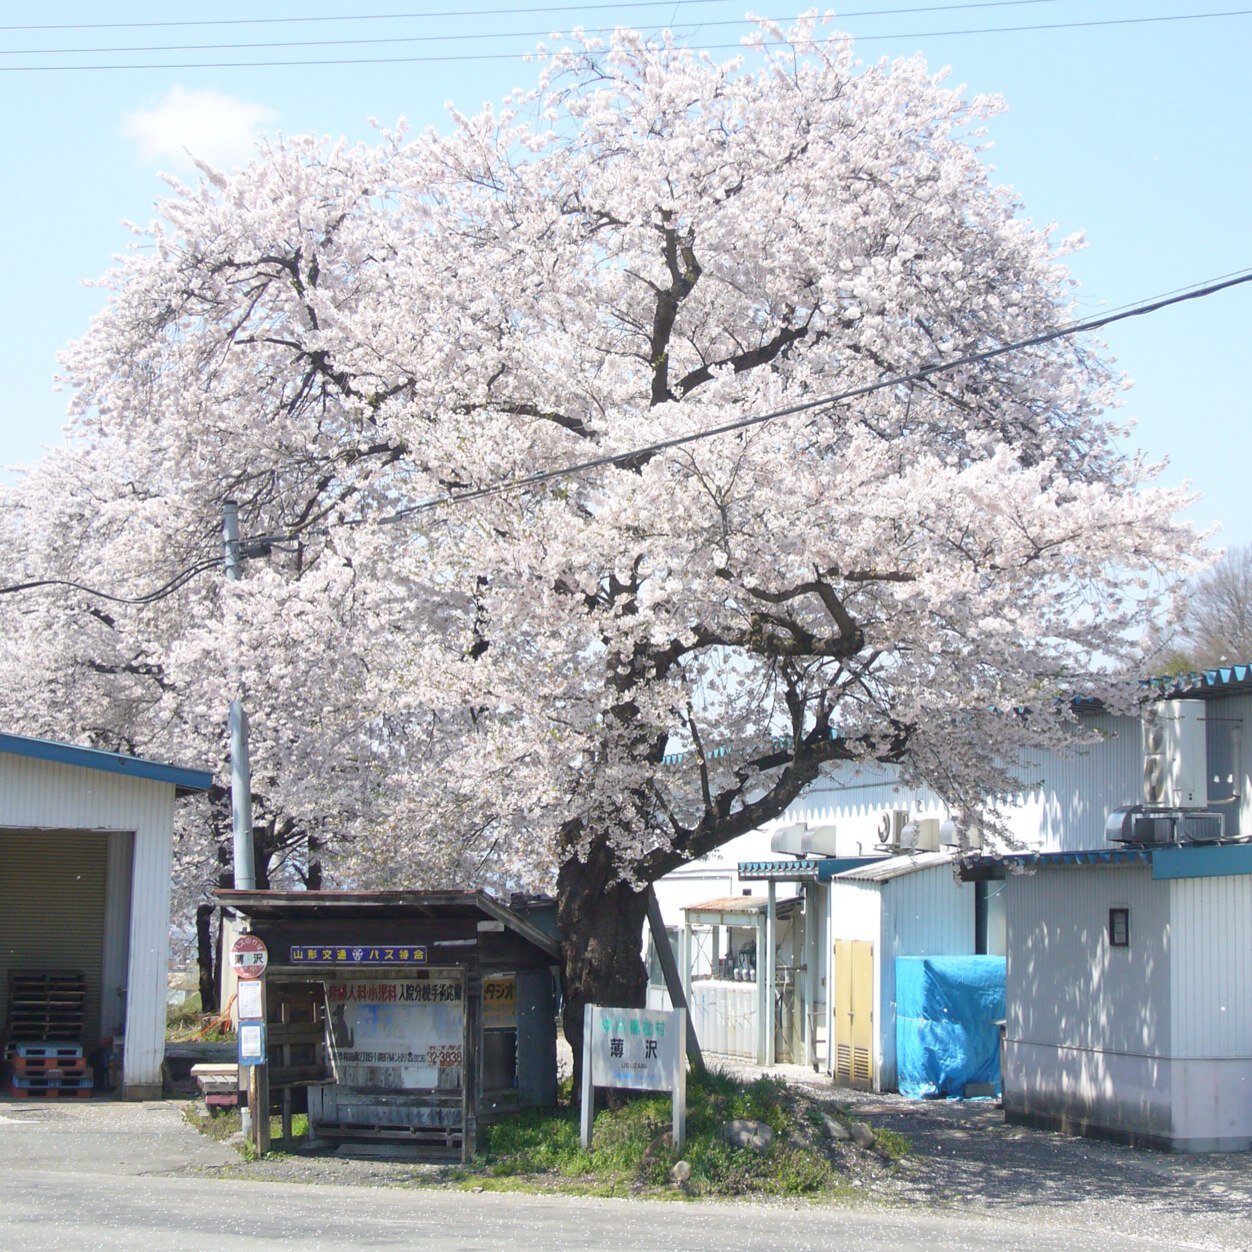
(222, 500), (256, 891)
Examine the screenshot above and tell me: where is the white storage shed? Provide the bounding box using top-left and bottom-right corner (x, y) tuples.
(994, 844), (1252, 1152)
(0, 732), (212, 1098)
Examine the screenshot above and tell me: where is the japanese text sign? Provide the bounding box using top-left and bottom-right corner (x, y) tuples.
(290, 944), (428, 965)
(581, 1003), (687, 1151)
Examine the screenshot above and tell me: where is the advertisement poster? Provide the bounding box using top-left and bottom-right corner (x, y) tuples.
(482, 976), (517, 1030)
(325, 976), (463, 1091)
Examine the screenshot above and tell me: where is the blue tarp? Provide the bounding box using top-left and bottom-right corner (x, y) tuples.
(895, 956), (1006, 1099)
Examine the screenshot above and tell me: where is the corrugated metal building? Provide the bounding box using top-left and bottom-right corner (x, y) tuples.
(991, 845), (1252, 1152)
(0, 732), (211, 1097)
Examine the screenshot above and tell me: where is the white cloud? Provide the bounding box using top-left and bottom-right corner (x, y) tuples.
(120, 87), (278, 172)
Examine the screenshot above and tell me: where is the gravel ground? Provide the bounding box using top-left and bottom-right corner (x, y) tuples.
(191, 1053), (1252, 1250)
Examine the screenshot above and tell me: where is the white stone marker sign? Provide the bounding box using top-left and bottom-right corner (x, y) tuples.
(581, 1004), (687, 1151)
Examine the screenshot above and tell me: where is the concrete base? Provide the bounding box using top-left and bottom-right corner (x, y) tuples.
(1005, 1106), (1251, 1153)
(1005, 1040), (1252, 1154)
(121, 1083), (162, 1101)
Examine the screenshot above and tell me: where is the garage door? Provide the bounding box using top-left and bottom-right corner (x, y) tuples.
(0, 830), (107, 1049)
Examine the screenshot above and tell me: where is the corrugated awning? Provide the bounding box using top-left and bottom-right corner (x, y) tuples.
(738, 856), (883, 882)
(682, 895), (804, 925)
(826, 850), (958, 883)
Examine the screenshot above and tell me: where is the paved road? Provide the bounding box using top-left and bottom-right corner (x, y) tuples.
(0, 1098), (1246, 1250)
(0, 1166), (1214, 1252)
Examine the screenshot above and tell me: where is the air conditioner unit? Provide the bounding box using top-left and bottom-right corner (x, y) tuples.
(1142, 700), (1207, 808)
(1107, 805), (1227, 846)
(876, 809), (908, 850)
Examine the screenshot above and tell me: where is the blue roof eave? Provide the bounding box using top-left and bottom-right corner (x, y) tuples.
(0, 731), (213, 796)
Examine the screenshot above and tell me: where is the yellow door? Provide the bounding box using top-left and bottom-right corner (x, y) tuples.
(832, 939), (874, 1089)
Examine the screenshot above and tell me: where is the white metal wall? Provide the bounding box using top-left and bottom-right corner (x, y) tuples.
(756, 708), (1151, 856)
(0, 752), (178, 1096)
(826, 881), (879, 1080)
(688, 980), (757, 1059)
(1170, 873), (1252, 1059)
(1207, 690), (1252, 838)
(1007, 864), (1170, 1056)
(1009, 711), (1144, 851)
(828, 880), (881, 943)
(826, 867), (975, 1090)
(102, 831), (134, 1038)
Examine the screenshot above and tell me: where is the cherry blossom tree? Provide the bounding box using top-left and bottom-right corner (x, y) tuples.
(0, 21), (1203, 1058)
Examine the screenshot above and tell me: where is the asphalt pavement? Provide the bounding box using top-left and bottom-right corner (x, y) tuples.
(0, 1090), (1249, 1250)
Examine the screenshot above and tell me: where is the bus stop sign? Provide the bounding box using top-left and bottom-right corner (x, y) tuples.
(231, 934), (269, 980)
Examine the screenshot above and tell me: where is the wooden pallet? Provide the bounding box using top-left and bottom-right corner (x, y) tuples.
(6, 1056), (89, 1078)
(5, 1042), (85, 1061)
(5, 972), (87, 1043)
(5, 1073), (94, 1098)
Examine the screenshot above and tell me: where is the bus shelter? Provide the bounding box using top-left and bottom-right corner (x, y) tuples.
(217, 889), (560, 1160)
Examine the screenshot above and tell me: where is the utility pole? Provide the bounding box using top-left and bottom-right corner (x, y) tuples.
(222, 501), (256, 891)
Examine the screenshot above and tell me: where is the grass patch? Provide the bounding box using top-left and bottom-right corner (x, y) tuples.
(184, 1103), (243, 1144)
(872, 1126), (912, 1161)
(166, 993), (235, 1043)
(183, 1104), (309, 1160)
(182, 1066), (907, 1201)
(474, 1067), (901, 1199)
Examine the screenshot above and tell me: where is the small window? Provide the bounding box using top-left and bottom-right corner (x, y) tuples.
(1109, 907), (1130, 948)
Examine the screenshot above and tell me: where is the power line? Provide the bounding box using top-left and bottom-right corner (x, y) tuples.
(0, 557), (222, 604)
(0, 0), (1062, 35)
(2, 7), (1247, 71)
(0, 3), (1063, 57)
(369, 268), (1252, 524)
(5, 267), (1249, 604)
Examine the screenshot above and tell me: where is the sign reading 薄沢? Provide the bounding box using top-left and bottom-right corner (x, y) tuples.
(325, 976), (463, 1091)
(588, 1007), (681, 1091)
(230, 934), (268, 980)
(581, 1004), (686, 1150)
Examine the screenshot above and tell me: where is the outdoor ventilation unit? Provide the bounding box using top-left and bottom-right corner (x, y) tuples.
(1142, 700), (1207, 808)
(802, 825), (840, 857)
(939, 818), (984, 851)
(770, 822), (809, 856)
(899, 817), (942, 852)
(769, 822), (842, 858)
(1106, 806), (1226, 846)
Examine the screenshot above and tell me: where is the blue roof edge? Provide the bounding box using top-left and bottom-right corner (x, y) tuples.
(962, 843), (1252, 881)
(0, 731), (213, 796)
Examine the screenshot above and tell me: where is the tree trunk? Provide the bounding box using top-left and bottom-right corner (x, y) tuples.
(196, 904), (218, 1014)
(557, 842), (651, 1101)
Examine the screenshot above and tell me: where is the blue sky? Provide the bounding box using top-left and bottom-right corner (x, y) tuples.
(1, 1), (1248, 551)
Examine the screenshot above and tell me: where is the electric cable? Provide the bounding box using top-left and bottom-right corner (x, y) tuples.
(0, 7), (1246, 71)
(0, 0), (1066, 35)
(364, 268), (1252, 525)
(0, 557), (223, 604)
(3, 267), (1248, 603)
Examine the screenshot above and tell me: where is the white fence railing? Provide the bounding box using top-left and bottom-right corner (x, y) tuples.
(688, 979), (758, 1060)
